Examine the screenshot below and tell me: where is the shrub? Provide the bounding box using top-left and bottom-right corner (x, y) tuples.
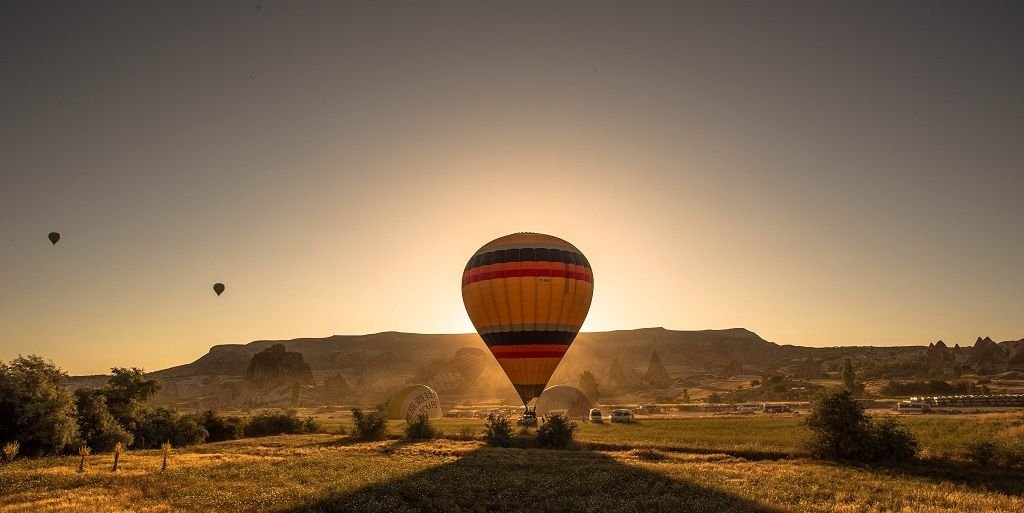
(0, 356), (80, 455)
(2, 441), (19, 462)
(536, 414), (577, 449)
(351, 408), (389, 441)
(966, 436), (1024, 468)
(200, 410), (245, 442)
(404, 414), (438, 440)
(134, 408), (208, 449)
(242, 411), (307, 438)
(868, 416), (919, 461)
(302, 417), (323, 434)
(483, 413), (514, 447)
(111, 441), (124, 471)
(77, 445), (91, 473)
(160, 442), (171, 472)
(966, 439), (1000, 466)
(805, 388), (918, 463)
(457, 426), (476, 441)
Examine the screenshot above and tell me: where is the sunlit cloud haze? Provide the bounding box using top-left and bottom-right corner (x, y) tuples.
(2, 1), (1023, 374)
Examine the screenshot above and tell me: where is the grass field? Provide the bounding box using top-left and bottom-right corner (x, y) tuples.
(321, 412), (1023, 458)
(1, 414), (1022, 512)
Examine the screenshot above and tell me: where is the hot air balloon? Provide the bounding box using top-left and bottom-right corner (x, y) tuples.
(461, 232), (594, 406)
(213, 283), (225, 296)
(454, 347), (487, 382)
(384, 384), (443, 420)
(535, 385), (593, 418)
(48, 232), (61, 245)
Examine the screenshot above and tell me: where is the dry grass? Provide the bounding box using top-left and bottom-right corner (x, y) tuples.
(1, 414), (1022, 512)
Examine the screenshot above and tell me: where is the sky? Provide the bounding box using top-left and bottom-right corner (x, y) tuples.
(2, 1), (1023, 375)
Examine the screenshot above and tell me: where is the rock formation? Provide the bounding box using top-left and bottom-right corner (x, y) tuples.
(644, 351), (672, 387)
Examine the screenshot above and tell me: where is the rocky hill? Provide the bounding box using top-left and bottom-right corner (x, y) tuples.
(66, 328), (1024, 408)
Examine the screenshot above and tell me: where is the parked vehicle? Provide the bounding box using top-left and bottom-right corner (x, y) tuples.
(589, 408), (604, 423)
(610, 409), (634, 423)
(896, 401), (932, 414)
(517, 411), (538, 426)
(762, 403), (791, 414)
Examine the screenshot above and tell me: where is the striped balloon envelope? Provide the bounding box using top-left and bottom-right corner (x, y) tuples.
(461, 233), (594, 406)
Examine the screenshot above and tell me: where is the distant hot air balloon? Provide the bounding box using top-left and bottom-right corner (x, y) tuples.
(461, 233), (594, 406)
(213, 283), (225, 296)
(454, 347), (487, 382)
(535, 385), (593, 418)
(384, 384), (443, 420)
(48, 232), (61, 245)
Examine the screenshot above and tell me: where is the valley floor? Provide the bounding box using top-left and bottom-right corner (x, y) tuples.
(1, 416), (1022, 513)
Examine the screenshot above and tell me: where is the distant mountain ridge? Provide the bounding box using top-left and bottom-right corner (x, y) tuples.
(139, 327), (1024, 380)
(65, 328), (1024, 409)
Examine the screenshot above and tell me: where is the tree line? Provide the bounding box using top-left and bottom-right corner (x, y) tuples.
(0, 355), (320, 457)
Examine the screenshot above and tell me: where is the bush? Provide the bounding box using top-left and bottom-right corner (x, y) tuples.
(483, 413), (514, 447)
(404, 414), (438, 440)
(200, 411), (245, 442)
(2, 441), (19, 462)
(868, 416), (919, 461)
(0, 356), (81, 455)
(135, 408), (208, 449)
(302, 417), (323, 434)
(966, 437), (1024, 468)
(479, 413), (512, 446)
(351, 408), (389, 441)
(966, 439), (1000, 466)
(537, 414), (578, 449)
(805, 388), (918, 463)
(456, 426), (476, 441)
(242, 411), (309, 438)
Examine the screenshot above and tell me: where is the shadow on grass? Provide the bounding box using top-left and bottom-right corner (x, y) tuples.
(276, 446), (783, 513)
(862, 458), (1024, 497)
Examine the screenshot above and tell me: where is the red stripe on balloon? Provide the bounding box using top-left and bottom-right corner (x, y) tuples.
(461, 267), (593, 286)
(489, 345), (569, 358)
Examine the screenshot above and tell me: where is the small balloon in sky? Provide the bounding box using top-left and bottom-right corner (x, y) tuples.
(48, 232), (61, 245)
(213, 283), (226, 296)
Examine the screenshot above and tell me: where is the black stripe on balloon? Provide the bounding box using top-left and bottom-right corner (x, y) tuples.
(513, 384), (547, 403)
(464, 248), (592, 272)
(481, 330), (578, 346)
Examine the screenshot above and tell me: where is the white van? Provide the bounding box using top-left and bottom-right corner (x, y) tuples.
(896, 401), (931, 414)
(610, 409), (634, 423)
(589, 408), (603, 423)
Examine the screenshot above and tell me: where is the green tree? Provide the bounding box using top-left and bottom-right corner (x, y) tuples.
(134, 408), (207, 449)
(74, 388), (133, 452)
(578, 370), (600, 402)
(841, 358), (856, 393)
(101, 368), (160, 436)
(0, 356), (80, 455)
(805, 388), (918, 462)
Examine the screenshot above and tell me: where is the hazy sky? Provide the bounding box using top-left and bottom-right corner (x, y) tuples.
(2, 1), (1023, 375)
